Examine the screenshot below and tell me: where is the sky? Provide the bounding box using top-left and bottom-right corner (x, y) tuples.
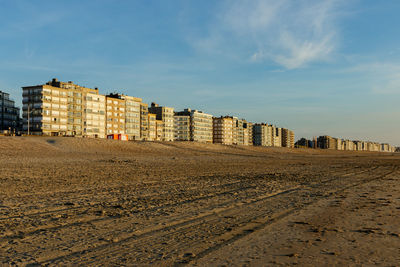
(0, 0), (399, 146)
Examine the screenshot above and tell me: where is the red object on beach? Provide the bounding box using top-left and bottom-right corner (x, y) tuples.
(107, 134), (128, 141)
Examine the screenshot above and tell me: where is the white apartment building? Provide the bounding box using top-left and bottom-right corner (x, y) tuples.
(213, 116), (233, 145)
(148, 102), (174, 141)
(123, 95), (141, 140)
(84, 93), (105, 138)
(22, 79), (98, 136)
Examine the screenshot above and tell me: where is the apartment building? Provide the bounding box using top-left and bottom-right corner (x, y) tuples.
(148, 102), (174, 141)
(140, 103), (149, 140)
(342, 140), (354, 151)
(371, 142), (381, 152)
(236, 119), (243, 145)
(274, 127), (282, 147)
(336, 138), (343, 150)
(22, 79), (99, 136)
(156, 119), (163, 141)
(281, 128), (295, 148)
(174, 114), (190, 141)
(381, 143), (390, 152)
(148, 113), (156, 141)
(317, 136), (337, 149)
(243, 126), (249, 146)
(253, 123), (268, 146)
(232, 117), (238, 145)
(84, 93), (106, 138)
(235, 119), (247, 145)
(174, 109), (213, 143)
(0, 90), (20, 133)
(123, 95), (141, 140)
(244, 122), (253, 145)
(295, 138), (313, 148)
(266, 124), (275, 146)
(213, 116), (233, 145)
(106, 94), (125, 135)
(253, 123), (284, 147)
(353, 141), (362, 151)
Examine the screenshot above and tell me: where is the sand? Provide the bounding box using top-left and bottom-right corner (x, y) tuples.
(0, 136), (399, 266)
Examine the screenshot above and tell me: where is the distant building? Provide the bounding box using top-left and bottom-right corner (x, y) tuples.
(140, 103), (149, 140)
(174, 114), (190, 141)
(295, 138), (313, 148)
(148, 102), (174, 141)
(381, 143), (390, 152)
(367, 142), (380, 152)
(266, 125), (275, 146)
(245, 122), (253, 145)
(274, 127), (282, 147)
(106, 94), (125, 136)
(232, 117), (238, 145)
(236, 119), (244, 145)
(336, 138), (343, 150)
(22, 78), (99, 136)
(84, 92), (106, 138)
(281, 128), (295, 148)
(354, 141), (363, 151)
(174, 108), (213, 143)
(343, 140), (354, 151)
(155, 119), (163, 141)
(317, 136), (337, 149)
(0, 90), (20, 133)
(213, 116), (233, 145)
(253, 123), (268, 146)
(148, 113), (156, 141)
(123, 95), (141, 140)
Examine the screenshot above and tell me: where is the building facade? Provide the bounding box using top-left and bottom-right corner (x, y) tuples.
(148, 113), (156, 141)
(174, 109), (213, 143)
(22, 79), (99, 136)
(213, 116), (233, 145)
(123, 95), (141, 140)
(0, 91), (20, 133)
(281, 128), (295, 148)
(174, 114), (190, 141)
(245, 122), (253, 146)
(106, 94), (125, 135)
(274, 127), (282, 147)
(295, 138), (313, 148)
(253, 123), (268, 146)
(148, 103), (174, 141)
(156, 119), (163, 141)
(317, 136), (337, 149)
(140, 102), (149, 140)
(84, 93), (106, 138)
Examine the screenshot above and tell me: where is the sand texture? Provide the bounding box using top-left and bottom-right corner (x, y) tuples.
(0, 137), (399, 266)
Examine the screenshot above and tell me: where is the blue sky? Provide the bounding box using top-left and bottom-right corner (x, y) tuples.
(0, 0), (399, 145)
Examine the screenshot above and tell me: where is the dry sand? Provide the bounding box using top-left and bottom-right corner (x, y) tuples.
(0, 136), (399, 266)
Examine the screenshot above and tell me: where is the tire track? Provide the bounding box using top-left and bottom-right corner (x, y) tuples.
(181, 165), (398, 266)
(35, 165), (388, 265)
(0, 164), (366, 222)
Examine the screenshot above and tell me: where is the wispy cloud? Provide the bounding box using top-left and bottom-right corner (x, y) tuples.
(193, 0), (347, 69)
(342, 62), (400, 95)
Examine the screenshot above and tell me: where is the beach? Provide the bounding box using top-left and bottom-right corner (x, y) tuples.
(0, 137), (399, 265)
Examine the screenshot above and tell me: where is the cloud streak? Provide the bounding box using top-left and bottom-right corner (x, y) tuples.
(194, 0), (346, 69)
(342, 62), (400, 95)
